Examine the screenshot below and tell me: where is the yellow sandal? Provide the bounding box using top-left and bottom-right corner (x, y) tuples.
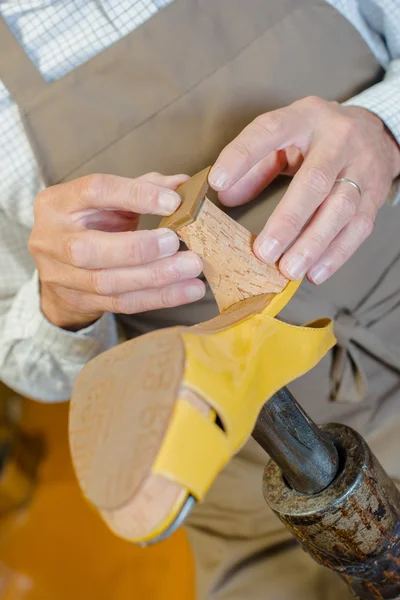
(69, 170), (335, 545)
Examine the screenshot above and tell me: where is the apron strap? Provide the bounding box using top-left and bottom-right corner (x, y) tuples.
(0, 16), (46, 105)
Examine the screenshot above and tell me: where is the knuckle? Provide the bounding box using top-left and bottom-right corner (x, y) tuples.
(303, 165), (333, 196)
(280, 210), (301, 231)
(127, 234), (148, 265)
(231, 140), (253, 165)
(366, 184), (384, 211)
(34, 187), (54, 212)
(332, 193), (357, 220)
(330, 241), (351, 260)
(131, 180), (158, 211)
(28, 233), (41, 257)
(159, 286), (174, 309)
(310, 231), (326, 249)
(38, 268), (58, 287)
(253, 112), (285, 138)
(65, 234), (84, 267)
(79, 173), (109, 203)
(89, 269), (109, 295)
(111, 294), (122, 314)
(33, 188), (58, 224)
(301, 96), (326, 111)
(148, 263), (169, 287)
(355, 212), (375, 238)
(116, 291), (145, 314)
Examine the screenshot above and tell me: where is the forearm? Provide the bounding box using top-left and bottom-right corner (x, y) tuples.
(0, 271), (118, 402)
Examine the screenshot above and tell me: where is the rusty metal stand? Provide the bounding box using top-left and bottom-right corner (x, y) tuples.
(255, 388), (400, 600)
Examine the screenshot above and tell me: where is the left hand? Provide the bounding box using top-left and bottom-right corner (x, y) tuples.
(208, 97), (400, 284)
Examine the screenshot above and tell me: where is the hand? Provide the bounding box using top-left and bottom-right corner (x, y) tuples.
(209, 97), (400, 284)
(29, 172), (205, 330)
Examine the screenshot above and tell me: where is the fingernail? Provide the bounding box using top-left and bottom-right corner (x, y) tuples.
(283, 255), (307, 280)
(159, 191), (181, 215)
(308, 265), (329, 285)
(175, 255), (202, 277)
(209, 165), (230, 190)
(157, 229), (179, 257)
(185, 284), (205, 301)
(258, 237), (282, 264)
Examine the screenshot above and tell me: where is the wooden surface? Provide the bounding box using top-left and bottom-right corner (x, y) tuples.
(100, 388), (211, 541)
(179, 197), (287, 311)
(70, 328), (185, 512)
(0, 393), (194, 600)
(161, 167), (287, 312)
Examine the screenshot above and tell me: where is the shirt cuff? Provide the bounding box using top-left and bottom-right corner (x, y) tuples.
(343, 61), (400, 206)
(0, 270), (119, 402)
(29, 271), (118, 363)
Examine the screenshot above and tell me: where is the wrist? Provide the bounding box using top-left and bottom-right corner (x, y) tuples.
(385, 127), (400, 180)
(40, 285), (102, 331)
(344, 106), (400, 180)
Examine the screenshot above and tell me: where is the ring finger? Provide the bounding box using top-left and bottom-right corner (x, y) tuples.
(254, 145), (343, 264)
(279, 172), (362, 280)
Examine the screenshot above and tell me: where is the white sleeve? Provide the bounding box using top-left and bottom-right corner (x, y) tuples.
(344, 60), (400, 205)
(0, 82), (119, 402)
(0, 267), (118, 403)
(329, 0), (400, 203)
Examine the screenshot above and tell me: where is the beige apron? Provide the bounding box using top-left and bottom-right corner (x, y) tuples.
(1, 2), (399, 598)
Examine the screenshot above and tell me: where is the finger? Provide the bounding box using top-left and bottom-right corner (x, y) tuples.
(279, 175), (361, 280)
(138, 172), (189, 189)
(56, 228), (180, 268)
(114, 279), (206, 313)
(307, 209), (375, 285)
(254, 145), (342, 264)
(209, 107), (301, 191)
(46, 252), (203, 295)
(77, 279), (206, 314)
(72, 173), (182, 215)
(218, 151), (287, 207)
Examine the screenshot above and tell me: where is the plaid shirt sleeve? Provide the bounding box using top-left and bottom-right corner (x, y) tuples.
(329, 0), (400, 204)
(0, 196), (118, 401)
(344, 60), (400, 205)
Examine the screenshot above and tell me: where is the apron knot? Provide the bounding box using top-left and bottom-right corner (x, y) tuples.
(333, 309), (358, 348)
(331, 308), (400, 404)
(331, 308), (368, 404)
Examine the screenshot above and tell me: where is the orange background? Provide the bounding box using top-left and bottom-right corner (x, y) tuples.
(0, 398), (194, 599)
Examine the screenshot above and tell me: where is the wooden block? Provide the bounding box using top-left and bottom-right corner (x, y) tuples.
(159, 167), (211, 231)
(160, 167), (287, 311)
(179, 198), (287, 311)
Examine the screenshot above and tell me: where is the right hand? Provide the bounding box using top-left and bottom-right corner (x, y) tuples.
(29, 172), (205, 330)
